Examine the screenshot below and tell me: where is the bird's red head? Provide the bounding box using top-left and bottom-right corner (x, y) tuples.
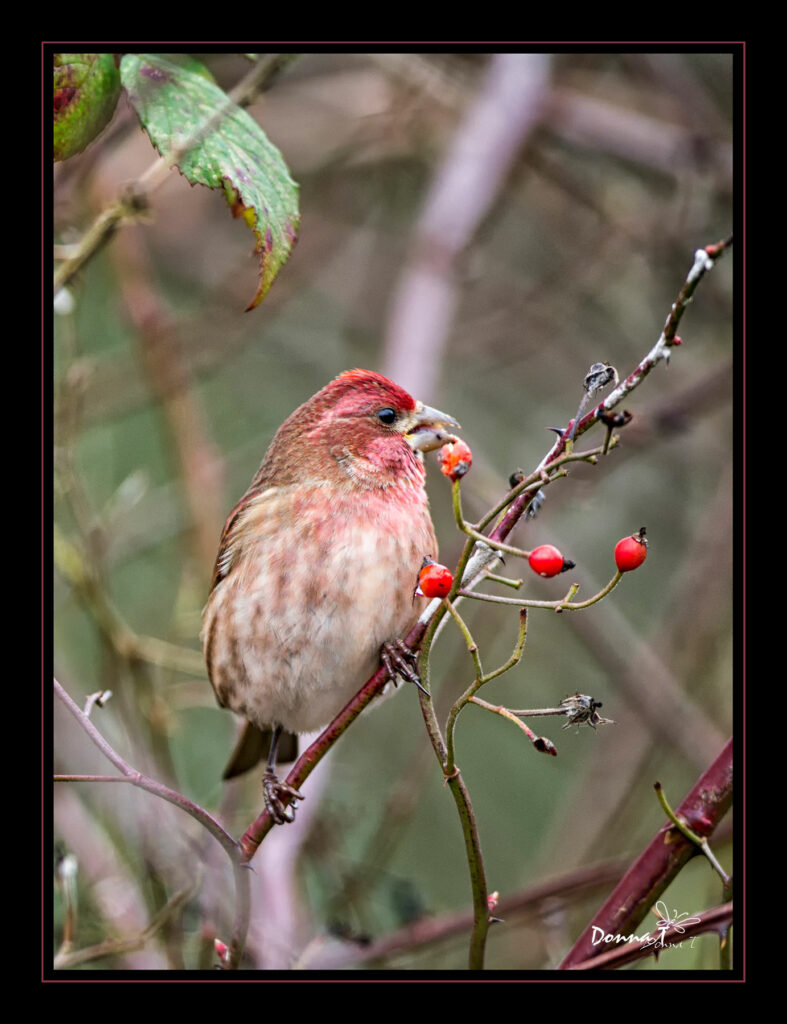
(254, 369), (459, 492)
(324, 369), (417, 418)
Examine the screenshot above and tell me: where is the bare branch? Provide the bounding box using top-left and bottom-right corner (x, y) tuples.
(53, 677), (250, 969)
(383, 53), (551, 397)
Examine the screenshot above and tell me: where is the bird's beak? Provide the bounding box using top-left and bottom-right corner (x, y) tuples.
(405, 401), (461, 453)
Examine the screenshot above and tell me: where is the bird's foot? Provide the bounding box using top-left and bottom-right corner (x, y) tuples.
(381, 639), (429, 696)
(263, 770), (304, 825)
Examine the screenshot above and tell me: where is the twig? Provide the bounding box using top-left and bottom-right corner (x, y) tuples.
(564, 237), (734, 446)
(55, 774), (129, 783)
(445, 608), (530, 769)
(564, 901), (733, 971)
(297, 855), (630, 969)
(654, 781), (730, 886)
(469, 696), (557, 755)
(54, 879), (199, 969)
(457, 570), (622, 613)
(53, 677), (249, 969)
(473, 446), (604, 534)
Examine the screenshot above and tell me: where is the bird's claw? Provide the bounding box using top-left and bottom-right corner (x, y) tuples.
(263, 770), (304, 825)
(381, 639), (428, 696)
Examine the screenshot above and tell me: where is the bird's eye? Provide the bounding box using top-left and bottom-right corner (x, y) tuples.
(376, 407), (398, 426)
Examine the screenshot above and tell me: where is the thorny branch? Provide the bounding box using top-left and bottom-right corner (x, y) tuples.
(559, 737), (733, 968)
(564, 901), (733, 971)
(239, 237), (732, 970)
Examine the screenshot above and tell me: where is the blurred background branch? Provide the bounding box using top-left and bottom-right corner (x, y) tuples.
(382, 53), (551, 397)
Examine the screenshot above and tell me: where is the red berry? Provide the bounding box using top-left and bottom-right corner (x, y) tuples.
(416, 558), (454, 598)
(528, 544), (573, 578)
(614, 527), (648, 572)
(438, 439), (473, 481)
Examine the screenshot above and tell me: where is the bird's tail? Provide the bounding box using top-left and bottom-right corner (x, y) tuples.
(223, 722), (299, 780)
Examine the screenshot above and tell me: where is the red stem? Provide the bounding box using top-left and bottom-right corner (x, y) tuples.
(559, 737), (732, 968)
(239, 637), (426, 861)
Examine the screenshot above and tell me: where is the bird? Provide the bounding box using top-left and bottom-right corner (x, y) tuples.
(201, 369), (460, 823)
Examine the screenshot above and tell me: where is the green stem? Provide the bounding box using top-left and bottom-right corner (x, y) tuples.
(654, 782), (731, 885)
(475, 445), (610, 533)
(415, 600), (490, 969)
(480, 609), (528, 685)
(483, 571), (522, 589)
(444, 606), (528, 772)
(444, 598), (483, 680)
(654, 778), (734, 972)
(469, 696), (557, 755)
(452, 481), (530, 559)
(457, 571), (622, 613)
(445, 770), (490, 970)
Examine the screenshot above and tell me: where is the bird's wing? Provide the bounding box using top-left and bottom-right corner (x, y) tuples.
(210, 484), (280, 591)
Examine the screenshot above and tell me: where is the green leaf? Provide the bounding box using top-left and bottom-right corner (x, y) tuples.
(53, 54), (121, 162)
(120, 53), (299, 309)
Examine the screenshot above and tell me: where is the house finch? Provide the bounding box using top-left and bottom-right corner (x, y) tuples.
(202, 369), (459, 823)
